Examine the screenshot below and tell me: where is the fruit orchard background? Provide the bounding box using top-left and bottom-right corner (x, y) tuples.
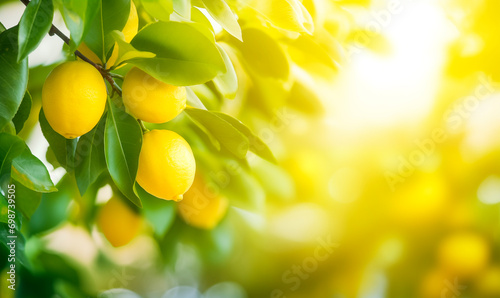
(1, 0), (500, 297)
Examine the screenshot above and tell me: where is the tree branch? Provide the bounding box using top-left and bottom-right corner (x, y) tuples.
(20, 0), (122, 97)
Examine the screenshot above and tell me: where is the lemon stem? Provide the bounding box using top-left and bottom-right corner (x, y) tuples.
(138, 120), (148, 133)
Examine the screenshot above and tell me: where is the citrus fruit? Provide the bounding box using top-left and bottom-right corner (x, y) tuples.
(77, 1), (138, 67)
(122, 67), (187, 123)
(178, 172), (229, 229)
(97, 196), (141, 247)
(438, 232), (490, 278)
(137, 130), (196, 201)
(42, 61), (106, 138)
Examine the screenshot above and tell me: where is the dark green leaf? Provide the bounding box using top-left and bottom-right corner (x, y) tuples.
(201, 0), (241, 40)
(130, 21), (226, 85)
(11, 180), (43, 219)
(17, 0), (54, 61)
(141, 0), (173, 21)
(61, 0), (100, 50)
(39, 109), (77, 170)
(11, 147), (57, 193)
(185, 107), (249, 159)
(0, 133), (25, 180)
(104, 100), (142, 207)
(84, 0), (131, 62)
(213, 112), (277, 164)
(29, 174), (75, 235)
(135, 183), (176, 237)
(0, 27), (29, 130)
(12, 91), (32, 134)
(213, 43), (238, 99)
(0, 223), (29, 267)
(75, 115), (106, 196)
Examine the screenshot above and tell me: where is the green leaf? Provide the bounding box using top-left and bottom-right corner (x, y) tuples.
(104, 100), (142, 207)
(235, 28), (289, 80)
(185, 107), (249, 159)
(286, 81), (324, 116)
(172, 0), (191, 19)
(30, 174), (75, 235)
(12, 180), (43, 219)
(11, 147), (57, 193)
(39, 109), (77, 170)
(1, 122), (16, 135)
(135, 183), (176, 237)
(130, 21), (226, 85)
(12, 91), (32, 134)
(0, 133), (25, 180)
(17, 0), (54, 62)
(213, 112), (277, 164)
(61, 0), (100, 50)
(110, 30), (155, 67)
(0, 27), (29, 131)
(186, 87), (207, 109)
(201, 0), (242, 40)
(213, 43), (238, 99)
(141, 0), (173, 21)
(0, 223), (29, 267)
(84, 0), (131, 62)
(0, 22), (5, 33)
(74, 115), (106, 196)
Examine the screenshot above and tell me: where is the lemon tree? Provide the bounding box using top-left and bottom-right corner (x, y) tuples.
(0, 0), (365, 296)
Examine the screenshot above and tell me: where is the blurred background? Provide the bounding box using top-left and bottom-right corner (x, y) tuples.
(1, 0), (500, 297)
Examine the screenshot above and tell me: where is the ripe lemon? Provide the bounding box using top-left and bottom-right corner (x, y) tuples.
(178, 172), (229, 229)
(137, 130), (196, 201)
(42, 61), (106, 138)
(77, 1), (138, 67)
(97, 196), (141, 247)
(438, 232), (490, 278)
(122, 67), (187, 123)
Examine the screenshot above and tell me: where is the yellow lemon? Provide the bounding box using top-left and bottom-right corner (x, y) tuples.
(77, 1), (138, 67)
(438, 232), (490, 278)
(137, 130), (196, 201)
(122, 67), (187, 123)
(97, 196), (141, 247)
(42, 61), (106, 138)
(178, 172), (229, 229)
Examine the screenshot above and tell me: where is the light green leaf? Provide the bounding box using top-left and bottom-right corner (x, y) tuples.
(141, 0), (173, 21)
(11, 147), (57, 193)
(130, 21), (226, 85)
(201, 0), (242, 40)
(75, 115), (106, 196)
(135, 183), (176, 237)
(61, 0), (100, 50)
(39, 109), (77, 170)
(185, 107), (249, 159)
(12, 91), (32, 134)
(110, 30), (155, 67)
(286, 81), (324, 116)
(0, 27), (29, 131)
(213, 112), (277, 164)
(0, 22), (5, 33)
(186, 87), (207, 109)
(104, 99), (143, 208)
(235, 28), (289, 80)
(17, 0), (54, 61)
(213, 43), (238, 99)
(172, 0), (191, 19)
(84, 0), (131, 62)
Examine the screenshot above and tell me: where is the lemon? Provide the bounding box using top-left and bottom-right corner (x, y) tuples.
(122, 67), (187, 123)
(97, 196), (141, 247)
(178, 172), (229, 229)
(137, 130), (196, 201)
(42, 61), (107, 138)
(77, 1), (138, 67)
(438, 232), (490, 278)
